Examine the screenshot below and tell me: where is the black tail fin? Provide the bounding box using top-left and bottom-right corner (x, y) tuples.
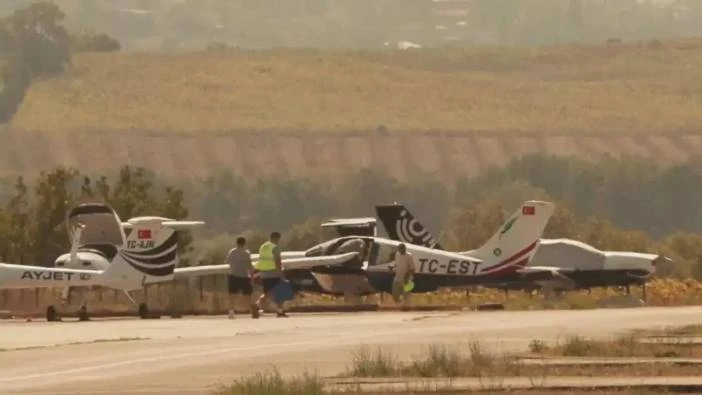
(375, 204), (443, 249)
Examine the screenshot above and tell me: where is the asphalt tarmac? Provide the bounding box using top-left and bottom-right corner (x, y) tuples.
(1, 306), (701, 394)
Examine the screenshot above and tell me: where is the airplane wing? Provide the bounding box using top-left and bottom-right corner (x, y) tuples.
(0, 262), (103, 289)
(122, 220), (205, 230)
(173, 252), (360, 279)
(321, 217), (376, 227)
(248, 251), (306, 260)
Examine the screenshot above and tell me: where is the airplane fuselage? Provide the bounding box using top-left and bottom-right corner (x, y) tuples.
(491, 268), (654, 292)
(54, 250), (111, 271)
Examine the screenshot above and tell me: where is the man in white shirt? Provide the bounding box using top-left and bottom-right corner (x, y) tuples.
(226, 236), (257, 319)
(392, 243), (415, 306)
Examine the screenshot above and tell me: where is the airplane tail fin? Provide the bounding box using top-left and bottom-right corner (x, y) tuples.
(375, 203), (442, 249)
(467, 201), (554, 274)
(104, 217), (204, 290)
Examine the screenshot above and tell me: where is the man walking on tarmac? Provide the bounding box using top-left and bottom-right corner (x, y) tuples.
(253, 231), (289, 318)
(226, 236), (259, 319)
(392, 243), (415, 308)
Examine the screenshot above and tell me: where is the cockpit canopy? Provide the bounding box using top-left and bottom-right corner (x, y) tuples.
(67, 203), (126, 259)
(304, 236), (409, 268)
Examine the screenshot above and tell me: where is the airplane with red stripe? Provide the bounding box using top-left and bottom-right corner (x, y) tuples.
(374, 201), (670, 297)
(359, 200), (553, 293)
(296, 201), (554, 295)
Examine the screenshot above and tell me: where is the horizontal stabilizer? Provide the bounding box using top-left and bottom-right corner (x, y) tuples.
(517, 266), (576, 274)
(322, 217), (377, 227)
(122, 218), (205, 230)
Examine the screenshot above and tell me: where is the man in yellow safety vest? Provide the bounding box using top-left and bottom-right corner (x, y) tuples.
(253, 231), (288, 318)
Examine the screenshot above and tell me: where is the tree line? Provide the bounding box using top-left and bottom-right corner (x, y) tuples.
(0, 1), (119, 122)
(0, 166), (189, 267)
(8, 0), (700, 50)
(1, 154), (701, 279)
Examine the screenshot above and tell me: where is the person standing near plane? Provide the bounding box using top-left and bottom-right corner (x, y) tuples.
(226, 236), (259, 319)
(254, 231), (289, 318)
(392, 243), (415, 307)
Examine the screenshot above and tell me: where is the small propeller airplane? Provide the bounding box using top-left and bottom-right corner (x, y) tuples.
(359, 200), (555, 294)
(177, 201), (555, 301)
(0, 202), (206, 321)
(247, 200), (555, 299)
(1, 202), (373, 321)
(374, 202), (671, 298)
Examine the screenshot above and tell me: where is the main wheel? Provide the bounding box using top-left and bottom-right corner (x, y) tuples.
(138, 303), (148, 319)
(46, 306), (59, 322)
(78, 306), (89, 321)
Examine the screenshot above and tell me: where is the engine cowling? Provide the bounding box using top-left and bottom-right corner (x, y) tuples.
(54, 250), (110, 271)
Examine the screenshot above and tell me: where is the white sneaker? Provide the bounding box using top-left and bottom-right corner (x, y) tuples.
(228, 310), (235, 319)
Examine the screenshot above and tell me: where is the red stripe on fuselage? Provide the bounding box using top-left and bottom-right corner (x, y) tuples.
(480, 240), (538, 274)
(484, 257), (531, 277)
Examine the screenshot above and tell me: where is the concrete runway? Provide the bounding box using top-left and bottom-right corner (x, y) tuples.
(1, 306), (701, 394)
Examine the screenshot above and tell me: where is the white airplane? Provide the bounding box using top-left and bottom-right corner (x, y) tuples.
(28, 203), (367, 315)
(374, 202), (671, 298)
(0, 202), (206, 321)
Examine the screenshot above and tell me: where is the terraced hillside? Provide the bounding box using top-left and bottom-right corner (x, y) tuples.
(1, 129), (701, 181)
(3, 38), (702, 180)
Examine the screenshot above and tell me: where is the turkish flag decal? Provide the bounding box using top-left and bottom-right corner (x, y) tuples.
(522, 206), (535, 215)
(137, 229), (152, 240)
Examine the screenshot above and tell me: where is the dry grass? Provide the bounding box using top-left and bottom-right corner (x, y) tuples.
(214, 336), (702, 394)
(13, 38), (702, 134)
(212, 370), (325, 395)
(631, 324), (702, 338)
(347, 339), (702, 379)
(2, 278), (702, 316)
(529, 333), (702, 358)
(346, 342), (523, 378)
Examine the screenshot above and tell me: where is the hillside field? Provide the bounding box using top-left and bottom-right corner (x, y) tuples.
(13, 38), (702, 133)
(3, 38), (702, 180)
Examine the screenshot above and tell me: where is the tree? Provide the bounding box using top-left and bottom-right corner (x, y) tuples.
(4, 1), (71, 76)
(282, 217), (327, 251)
(70, 30), (120, 52)
(443, 199), (505, 251)
(659, 232), (702, 279)
(105, 166), (158, 219)
(0, 165), (193, 267)
(3, 176), (32, 264)
(0, 1), (71, 122)
(31, 167), (79, 264)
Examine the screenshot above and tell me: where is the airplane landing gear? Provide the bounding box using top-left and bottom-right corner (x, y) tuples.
(124, 290), (154, 319)
(78, 305), (89, 321)
(46, 305), (60, 322)
(138, 303), (149, 319)
(76, 289), (91, 321)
